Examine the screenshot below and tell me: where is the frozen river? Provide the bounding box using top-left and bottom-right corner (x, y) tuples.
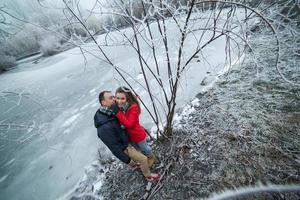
(0, 47), (112, 200)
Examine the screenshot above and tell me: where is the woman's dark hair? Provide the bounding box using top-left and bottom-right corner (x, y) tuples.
(115, 86), (140, 113)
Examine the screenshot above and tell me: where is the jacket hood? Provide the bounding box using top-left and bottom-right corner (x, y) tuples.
(94, 109), (116, 128)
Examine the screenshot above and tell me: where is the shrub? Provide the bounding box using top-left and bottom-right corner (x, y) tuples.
(86, 15), (104, 33)
(39, 35), (61, 56)
(0, 54), (16, 72)
(64, 23), (89, 38)
(2, 24), (41, 58)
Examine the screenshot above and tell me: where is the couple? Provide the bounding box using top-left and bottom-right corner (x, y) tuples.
(94, 87), (160, 181)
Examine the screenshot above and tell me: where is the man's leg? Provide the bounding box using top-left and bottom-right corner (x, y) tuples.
(147, 154), (155, 168)
(136, 139), (156, 168)
(125, 145), (151, 177)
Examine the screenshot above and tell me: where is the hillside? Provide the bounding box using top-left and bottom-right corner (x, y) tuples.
(97, 31), (300, 199)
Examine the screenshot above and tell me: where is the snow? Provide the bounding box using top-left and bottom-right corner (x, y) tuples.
(3, 158), (15, 167)
(89, 88), (97, 94)
(136, 73), (144, 80)
(0, 174), (9, 183)
(173, 103), (197, 128)
(93, 178), (103, 192)
(191, 98), (200, 107)
(80, 100), (95, 111)
(62, 113), (81, 128)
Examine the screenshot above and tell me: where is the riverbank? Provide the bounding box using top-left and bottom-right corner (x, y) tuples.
(96, 48), (300, 199)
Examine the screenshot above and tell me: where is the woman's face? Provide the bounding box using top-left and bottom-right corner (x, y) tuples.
(115, 92), (127, 106)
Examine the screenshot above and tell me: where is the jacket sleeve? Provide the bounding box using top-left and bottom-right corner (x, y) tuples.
(94, 112), (100, 128)
(115, 104), (139, 129)
(98, 127), (131, 164)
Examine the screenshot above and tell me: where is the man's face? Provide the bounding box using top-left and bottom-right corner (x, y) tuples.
(102, 92), (115, 107)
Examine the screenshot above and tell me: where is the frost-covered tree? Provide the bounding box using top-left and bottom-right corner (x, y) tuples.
(57, 0), (300, 137)
(0, 0), (99, 61)
(1, 0), (299, 137)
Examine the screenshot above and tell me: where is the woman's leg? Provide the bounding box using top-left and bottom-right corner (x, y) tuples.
(136, 138), (152, 156)
(130, 142), (141, 152)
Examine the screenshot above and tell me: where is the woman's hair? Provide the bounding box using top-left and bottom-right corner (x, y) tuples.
(116, 86), (141, 113)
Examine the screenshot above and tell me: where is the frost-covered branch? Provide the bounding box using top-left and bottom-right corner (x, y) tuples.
(62, 0), (160, 126)
(12, 0), (297, 138)
(196, 0), (299, 86)
(208, 184), (300, 200)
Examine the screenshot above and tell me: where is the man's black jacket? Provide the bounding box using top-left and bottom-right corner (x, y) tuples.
(94, 109), (130, 164)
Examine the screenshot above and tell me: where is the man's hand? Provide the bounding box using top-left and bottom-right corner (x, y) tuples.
(109, 103), (119, 114)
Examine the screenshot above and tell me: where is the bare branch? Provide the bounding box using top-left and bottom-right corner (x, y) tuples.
(209, 184), (300, 200)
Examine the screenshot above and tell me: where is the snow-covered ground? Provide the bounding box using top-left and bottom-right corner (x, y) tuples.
(0, 10), (243, 200)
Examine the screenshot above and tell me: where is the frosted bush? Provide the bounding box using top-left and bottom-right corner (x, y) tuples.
(3, 24), (42, 58)
(29, 9), (65, 28)
(39, 35), (61, 56)
(64, 24), (88, 38)
(0, 54), (16, 72)
(86, 15), (103, 33)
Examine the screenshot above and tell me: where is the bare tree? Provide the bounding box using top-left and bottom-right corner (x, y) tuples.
(2, 0), (299, 138)
(57, 0), (298, 138)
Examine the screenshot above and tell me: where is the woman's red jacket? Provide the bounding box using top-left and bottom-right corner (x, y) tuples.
(115, 103), (146, 143)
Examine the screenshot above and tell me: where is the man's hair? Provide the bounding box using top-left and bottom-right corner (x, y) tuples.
(99, 90), (111, 105)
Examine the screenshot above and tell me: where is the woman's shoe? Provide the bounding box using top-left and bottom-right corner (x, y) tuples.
(145, 172), (160, 181)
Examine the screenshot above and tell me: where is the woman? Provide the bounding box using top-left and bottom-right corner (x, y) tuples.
(114, 86), (159, 180)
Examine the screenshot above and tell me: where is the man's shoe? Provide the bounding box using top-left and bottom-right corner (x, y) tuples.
(129, 162), (141, 169)
(145, 173), (160, 181)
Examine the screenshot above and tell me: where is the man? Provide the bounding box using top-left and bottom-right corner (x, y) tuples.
(94, 90), (160, 181)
